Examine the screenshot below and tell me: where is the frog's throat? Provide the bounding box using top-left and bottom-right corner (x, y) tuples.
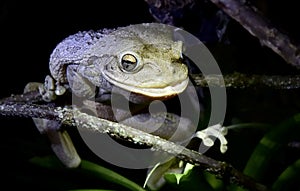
(103, 76), (189, 97)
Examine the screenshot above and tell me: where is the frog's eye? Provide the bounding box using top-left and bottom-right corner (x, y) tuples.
(120, 53), (138, 72)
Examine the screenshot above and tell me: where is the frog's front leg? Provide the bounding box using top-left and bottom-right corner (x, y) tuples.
(38, 75), (66, 102)
(194, 124), (228, 153)
(24, 82), (81, 168)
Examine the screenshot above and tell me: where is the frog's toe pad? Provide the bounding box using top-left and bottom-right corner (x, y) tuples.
(39, 75), (66, 102)
(194, 124), (228, 153)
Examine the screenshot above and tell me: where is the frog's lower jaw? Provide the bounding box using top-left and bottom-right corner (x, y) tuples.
(103, 73), (189, 98)
(104, 86), (177, 105)
(135, 78), (189, 98)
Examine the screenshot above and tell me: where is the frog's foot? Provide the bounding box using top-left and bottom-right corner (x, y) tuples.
(47, 126), (81, 168)
(194, 124), (228, 153)
(24, 81), (80, 168)
(32, 118), (81, 168)
(38, 75), (66, 102)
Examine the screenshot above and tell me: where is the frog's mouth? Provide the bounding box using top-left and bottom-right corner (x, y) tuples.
(104, 76), (189, 98)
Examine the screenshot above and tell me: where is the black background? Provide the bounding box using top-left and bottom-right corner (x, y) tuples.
(0, 1), (155, 190)
(1, 0), (300, 190)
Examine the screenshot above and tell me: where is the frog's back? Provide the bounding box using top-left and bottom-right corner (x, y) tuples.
(49, 30), (111, 83)
(49, 23), (175, 84)
(110, 23), (176, 46)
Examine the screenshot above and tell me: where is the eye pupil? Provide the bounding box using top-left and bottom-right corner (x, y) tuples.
(121, 54), (138, 72)
(123, 60), (135, 70)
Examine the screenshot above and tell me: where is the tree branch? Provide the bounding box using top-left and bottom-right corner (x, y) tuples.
(191, 72), (300, 89)
(0, 93), (269, 191)
(1, 71), (291, 190)
(208, 0), (300, 69)
(144, 0), (300, 69)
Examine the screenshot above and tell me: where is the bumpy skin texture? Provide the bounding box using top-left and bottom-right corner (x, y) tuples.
(49, 23), (189, 99)
(30, 24), (228, 184)
(32, 23), (191, 169)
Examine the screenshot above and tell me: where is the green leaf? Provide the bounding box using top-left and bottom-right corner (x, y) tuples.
(272, 159), (300, 191)
(234, 113), (300, 191)
(144, 158), (185, 190)
(29, 155), (65, 169)
(164, 166), (214, 191)
(30, 156), (145, 191)
(68, 190), (116, 191)
(165, 163), (194, 185)
(78, 160), (145, 191)
(243, 114), (300, 179)
(203, 171), (224, 191)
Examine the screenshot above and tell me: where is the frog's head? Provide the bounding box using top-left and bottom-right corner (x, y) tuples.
(100, 24), (189, 98)
(102, 41), (188, 98)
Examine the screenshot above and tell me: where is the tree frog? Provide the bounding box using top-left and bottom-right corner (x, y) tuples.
(25, 23), (227, 174)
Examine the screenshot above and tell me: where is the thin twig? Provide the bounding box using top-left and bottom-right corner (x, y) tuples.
(144, 0), (300, 68)
(208, 0), (300, 68)
(190, 72), (300, 89)
(0, 91), (43, 103)
(0, 95), (269, 191)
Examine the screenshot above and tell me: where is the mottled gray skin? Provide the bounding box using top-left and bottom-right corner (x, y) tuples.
(29, 23), (191, 169)
(49, 23), (188, 100)
(26, 24), (228, 189)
